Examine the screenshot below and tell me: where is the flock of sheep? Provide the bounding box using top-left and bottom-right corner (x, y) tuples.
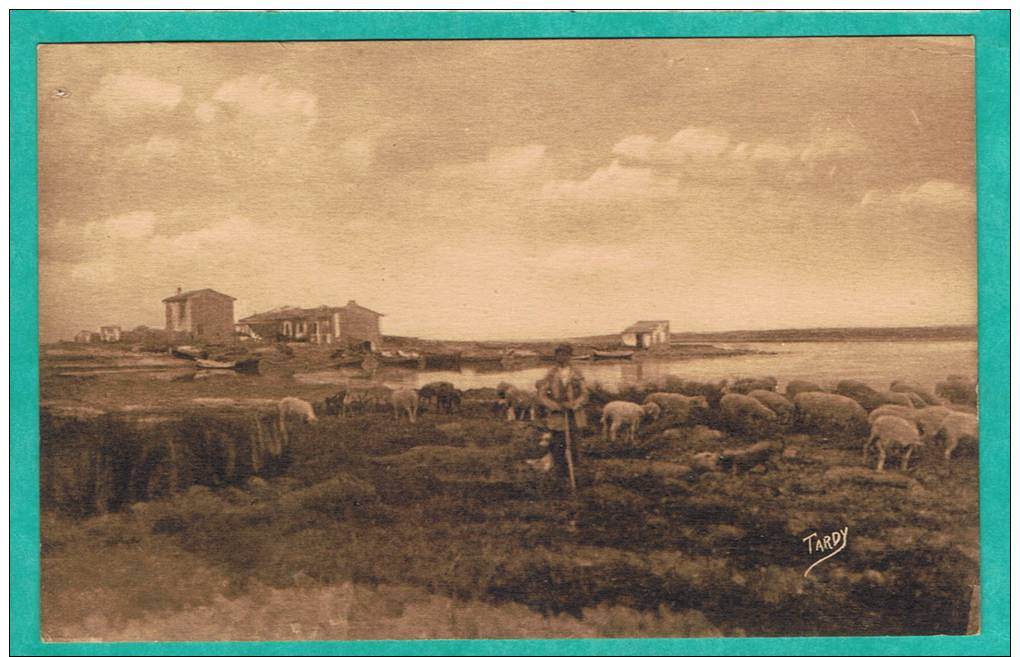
(274, 373), (979, 474)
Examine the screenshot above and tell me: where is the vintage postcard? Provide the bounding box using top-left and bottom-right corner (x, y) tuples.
(16, 12), (1008, 653)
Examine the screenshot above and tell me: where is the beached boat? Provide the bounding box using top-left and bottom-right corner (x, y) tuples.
(171, 346), (207, 360)
(195, 357), (261, 373)
(591, 350), (635, 361)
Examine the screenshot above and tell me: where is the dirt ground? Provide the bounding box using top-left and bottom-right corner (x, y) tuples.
(38, 345), (980, 640)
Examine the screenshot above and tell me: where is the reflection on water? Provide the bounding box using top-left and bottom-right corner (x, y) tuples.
(294, 341), (978, 393)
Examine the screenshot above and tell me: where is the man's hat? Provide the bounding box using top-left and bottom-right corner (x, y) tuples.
(554, 343), (573, 356)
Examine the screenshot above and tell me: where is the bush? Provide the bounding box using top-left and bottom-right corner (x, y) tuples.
(277, 474), (379, 520)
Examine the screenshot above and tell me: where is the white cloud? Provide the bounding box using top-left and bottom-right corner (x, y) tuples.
(898, 180), (975, 210)
(612, 127), (732, 164)
(663, 127), (731, 160)
(211, 74), (317, 125)
(91, 73), (183, 117)
(543, 160), (677, 201)
(799, 129), (867, 166)
(860, 180), (975, 212)
(612, 134), (657, 160)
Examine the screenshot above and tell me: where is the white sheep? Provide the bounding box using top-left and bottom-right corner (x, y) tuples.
(863, 415), (923, 472)
(601, 401), (661, 443)
(278, 397), (317, 424)
(935, 411), (978, 461)
(277, 397), (317, 451)
(868, 404), (919, 426)
(391, 387), (420, 423)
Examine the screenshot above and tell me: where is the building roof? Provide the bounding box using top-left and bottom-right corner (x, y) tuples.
(623, 320), (670, 333)
(237, 300), (384, 324)
(237, 306), (339, 323)
(162, 288), (237, 303)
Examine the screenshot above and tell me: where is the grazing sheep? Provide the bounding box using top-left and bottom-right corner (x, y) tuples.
(934, 411), (979, 461)
(663, 377), (728, 407)
(793, 392), (869, 438)
(419, 381), (454, 411)
(643, 393), (708, 424)
(601, 401), (661, 443)
(868, 404), (919, 426)
(890, 381), (940, 406)
(903, 392), (929, 408)
(719, 441), (779, 475)
(863, 415), (923, 472)
(497, 384), (537, 422)
(728, 376), (778, 395)
(720, 393), (778, 434)
(279, 397), (317, 424)
(277, 397), (317, 451)
(882, 392), (917, 408)
(914, 405), (953, 439)
(785, 380), (823, 399)
(835, 380), (891, 413)
(935, 376), (977, 406)
(748, 390), (796, 424)
(391, 387), (421, 423)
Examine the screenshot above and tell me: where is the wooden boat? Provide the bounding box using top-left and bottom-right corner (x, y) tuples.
(171, 346), (207, 360)
(195, 357), (261, 373)
(591, 350), (635, 361)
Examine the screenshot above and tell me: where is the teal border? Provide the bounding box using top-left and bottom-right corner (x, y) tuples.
(10, 10), (1009, 656)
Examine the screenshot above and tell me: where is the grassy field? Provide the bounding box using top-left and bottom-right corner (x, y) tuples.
(39, 347), (980, 641)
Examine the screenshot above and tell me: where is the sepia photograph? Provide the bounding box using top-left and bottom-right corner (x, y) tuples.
(35, 35), (982, 642)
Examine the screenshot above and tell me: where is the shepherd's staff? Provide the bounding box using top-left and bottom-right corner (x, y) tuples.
(563, 383), (577, 494)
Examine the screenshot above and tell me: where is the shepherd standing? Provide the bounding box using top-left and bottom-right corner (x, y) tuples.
(536, 343), (590, 491)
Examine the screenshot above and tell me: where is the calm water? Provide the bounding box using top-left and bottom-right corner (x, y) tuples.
(296, 340), (978, 393)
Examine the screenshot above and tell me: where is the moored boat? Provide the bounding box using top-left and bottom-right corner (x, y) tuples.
(592, 350), (635, 360)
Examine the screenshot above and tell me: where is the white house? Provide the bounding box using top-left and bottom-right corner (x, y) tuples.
(621, 320), (670, 349)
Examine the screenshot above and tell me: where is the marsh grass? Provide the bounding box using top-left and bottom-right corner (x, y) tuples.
(41, 376), (980, 639)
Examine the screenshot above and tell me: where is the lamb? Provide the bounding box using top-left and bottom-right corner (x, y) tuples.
(793, 392), (869, 437)
(863, 415), (923, 472)
(643, 393), (708, 423)
(720, 393), (778, 433)
(934, 411), (979, 461)
(391, 387), (421, 423)
(600, 401), (661, 443)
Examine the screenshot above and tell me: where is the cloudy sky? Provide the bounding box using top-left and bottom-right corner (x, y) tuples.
(38, 37), (976, 342)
